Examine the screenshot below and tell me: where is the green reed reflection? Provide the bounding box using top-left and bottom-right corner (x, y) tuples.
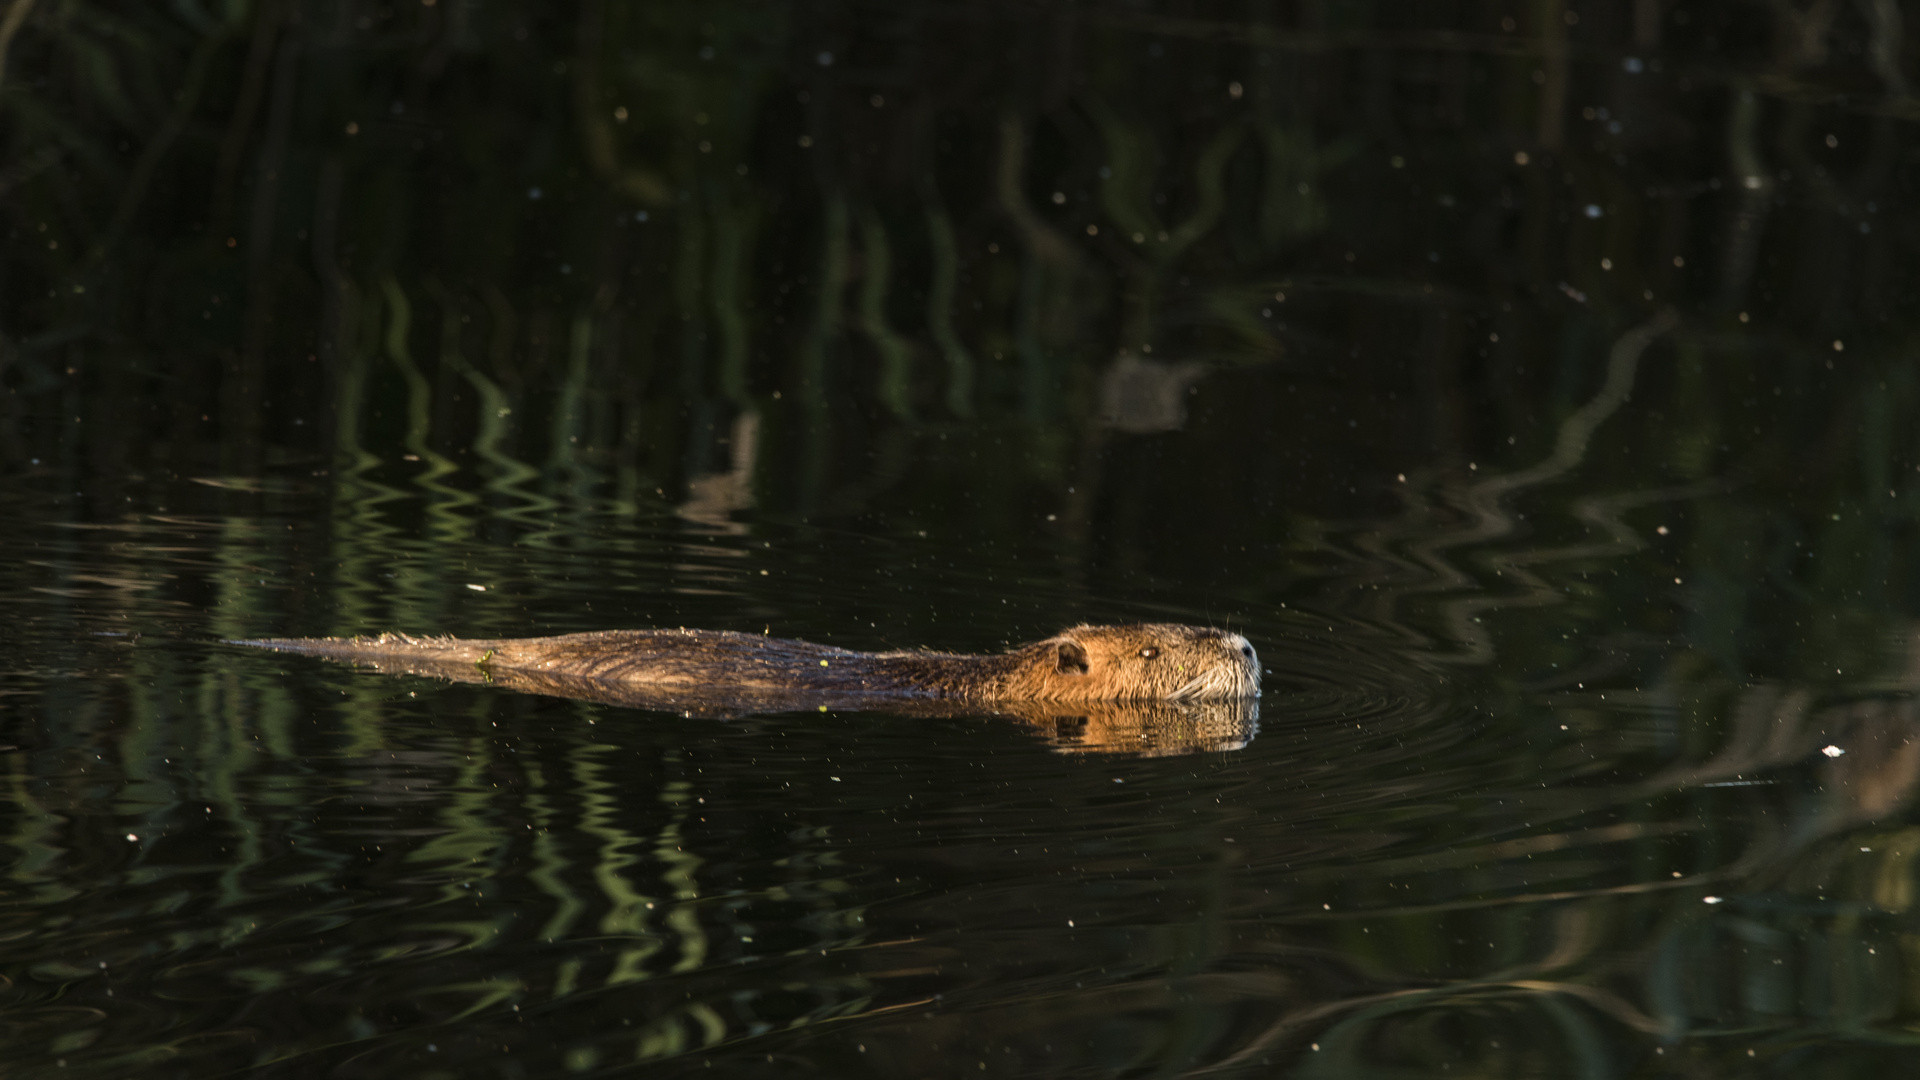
(522, 760), (586, 945)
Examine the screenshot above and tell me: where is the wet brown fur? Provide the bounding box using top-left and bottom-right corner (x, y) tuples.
(237, 623), (1260, 704)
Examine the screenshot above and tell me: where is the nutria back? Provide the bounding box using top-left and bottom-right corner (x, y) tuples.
(237, 623), (1260, 704)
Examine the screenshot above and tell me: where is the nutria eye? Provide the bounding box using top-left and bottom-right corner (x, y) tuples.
(1240, 645), (1254, 658)
(1138, 647), (1159, 660)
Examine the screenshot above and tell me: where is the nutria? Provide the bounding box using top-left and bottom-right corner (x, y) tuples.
(236, 623), (1260, 705)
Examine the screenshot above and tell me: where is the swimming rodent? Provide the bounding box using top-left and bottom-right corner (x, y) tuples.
(237, 623), (1261, 705)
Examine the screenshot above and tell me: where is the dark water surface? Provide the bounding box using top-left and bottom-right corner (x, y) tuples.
(7, 2), (1920, 1077)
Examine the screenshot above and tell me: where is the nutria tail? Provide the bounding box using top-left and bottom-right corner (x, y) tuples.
(234, 633), (500, 665)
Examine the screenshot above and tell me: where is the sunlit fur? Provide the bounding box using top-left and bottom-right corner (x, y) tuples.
(239, 623), (1261, 704)
(989, 624), (1261, 702)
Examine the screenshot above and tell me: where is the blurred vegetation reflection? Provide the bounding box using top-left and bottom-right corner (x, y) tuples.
(6, 0), (1920, 1077)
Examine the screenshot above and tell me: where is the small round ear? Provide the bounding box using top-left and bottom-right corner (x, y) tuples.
(1055, 640), (1090, 676)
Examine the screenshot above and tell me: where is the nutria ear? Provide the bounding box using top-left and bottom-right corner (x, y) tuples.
(1055, 641), (1090, 676)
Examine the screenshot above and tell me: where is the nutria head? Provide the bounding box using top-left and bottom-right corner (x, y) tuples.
(1008, 623), (1260, 702)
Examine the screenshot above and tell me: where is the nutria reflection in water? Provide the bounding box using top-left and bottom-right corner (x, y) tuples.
(234, 623), (1263, 756)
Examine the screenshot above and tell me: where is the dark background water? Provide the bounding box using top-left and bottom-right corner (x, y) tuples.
(6, 1), (1920, 1076)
